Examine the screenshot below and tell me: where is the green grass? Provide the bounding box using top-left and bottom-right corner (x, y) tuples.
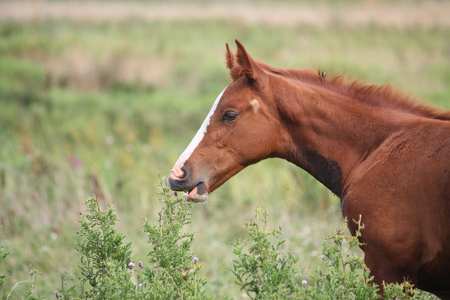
(0, 9), (449, 298)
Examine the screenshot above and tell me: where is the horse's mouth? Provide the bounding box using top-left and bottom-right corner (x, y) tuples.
(186, 182), (208, 203)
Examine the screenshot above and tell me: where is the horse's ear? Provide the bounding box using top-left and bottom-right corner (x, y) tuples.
(225, 43), (235, 69)
(235, 39), (266, 85)
(226, 43), (241, 80)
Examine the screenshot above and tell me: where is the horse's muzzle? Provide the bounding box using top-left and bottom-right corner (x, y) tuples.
(167, 171), (208, 203)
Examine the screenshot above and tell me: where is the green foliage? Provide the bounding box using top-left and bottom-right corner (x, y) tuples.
(0, 57), (47, 106)
(141, 176), (209, 299)
(21, 266), (46, 300)
(307, 217), (436, 299)
(231, 207), (300, 299)
(1, 244), (47, 299)
(74, 197), (134, 298)
(231, 210), (438, 300)
(309, 217), (380, 299)
(0, 243), (8, 296)
(53, 178), (208, 299)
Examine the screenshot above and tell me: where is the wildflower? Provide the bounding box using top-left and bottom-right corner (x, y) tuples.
(128, 262), (135, 269)
(138, 283), (143, 288)
(104, 267), (108, 273)
(302, 279), (307, 288)
(55, 291), (60, 299)
(173, 191), (178, 197)
(139, 261), (144, 269)
(193, 257), (199, 264)
(70, 156), (83, 170)
(184, 193), (189, 199)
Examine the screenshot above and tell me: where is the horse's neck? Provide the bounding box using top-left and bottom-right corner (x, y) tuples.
(276, 83), (401, 196)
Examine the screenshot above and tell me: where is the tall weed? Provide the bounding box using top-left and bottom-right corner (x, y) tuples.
(0, 243), (8, 297)
(56, 176), (208, 299)
(231, 208), (437, 300)
(141, 176), (209, 299)
(231, 207), (300, 299)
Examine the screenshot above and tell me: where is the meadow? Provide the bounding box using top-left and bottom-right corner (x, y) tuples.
(0, 1), (449, 298)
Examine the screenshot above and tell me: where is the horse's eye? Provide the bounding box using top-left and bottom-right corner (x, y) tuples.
(222, 111), (238, 122)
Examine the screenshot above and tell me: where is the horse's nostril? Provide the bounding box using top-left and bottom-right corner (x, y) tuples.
(170, 166), (186, 180)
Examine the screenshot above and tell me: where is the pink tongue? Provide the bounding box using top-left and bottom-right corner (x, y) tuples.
(187, 186), (208, 203)
(187, 186), (198, 198)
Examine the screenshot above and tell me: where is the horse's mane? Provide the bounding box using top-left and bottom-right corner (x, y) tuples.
(260, 63), (450, 121)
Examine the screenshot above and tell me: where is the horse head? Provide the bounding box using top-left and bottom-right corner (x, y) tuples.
(168, 40), (284, 202)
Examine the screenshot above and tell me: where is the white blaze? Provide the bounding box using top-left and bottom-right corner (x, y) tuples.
(171, 86), (228, 175)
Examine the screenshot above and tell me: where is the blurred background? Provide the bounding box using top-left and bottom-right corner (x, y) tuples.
(0, 0), (449, 298)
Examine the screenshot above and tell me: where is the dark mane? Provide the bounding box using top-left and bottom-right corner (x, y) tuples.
(261, 63), (450, 121)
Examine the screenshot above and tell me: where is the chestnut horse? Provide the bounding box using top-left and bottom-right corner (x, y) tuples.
(168, 40), (450, 298)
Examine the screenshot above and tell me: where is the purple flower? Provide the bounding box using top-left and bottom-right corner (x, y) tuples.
(138, 283), (143, 288)
(193, 257), (199, 264)
(70, 156), (83, 170)
(184, 193), (189, 199)
(55, 291), (60, 299)
(302, 279), (307, 288)
(104, 267), (108, 273)
(128, 262), (135, 269)
(173, 191), (178, 197)
(139, 261), (144, 269)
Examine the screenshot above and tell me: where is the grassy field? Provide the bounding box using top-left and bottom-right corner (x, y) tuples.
(0, 1), (449, 298)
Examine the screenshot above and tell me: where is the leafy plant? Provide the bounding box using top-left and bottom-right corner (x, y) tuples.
(231, 209), (437, 300)
(55, 176), (208, 299)
(231, 207), (301, 299)
(309, 216), (380, 299)
(74, 196), (134, 299)
(309, 217), (436, 299)
(141, 175), (209, 300)
(0, 243), (9, 297)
